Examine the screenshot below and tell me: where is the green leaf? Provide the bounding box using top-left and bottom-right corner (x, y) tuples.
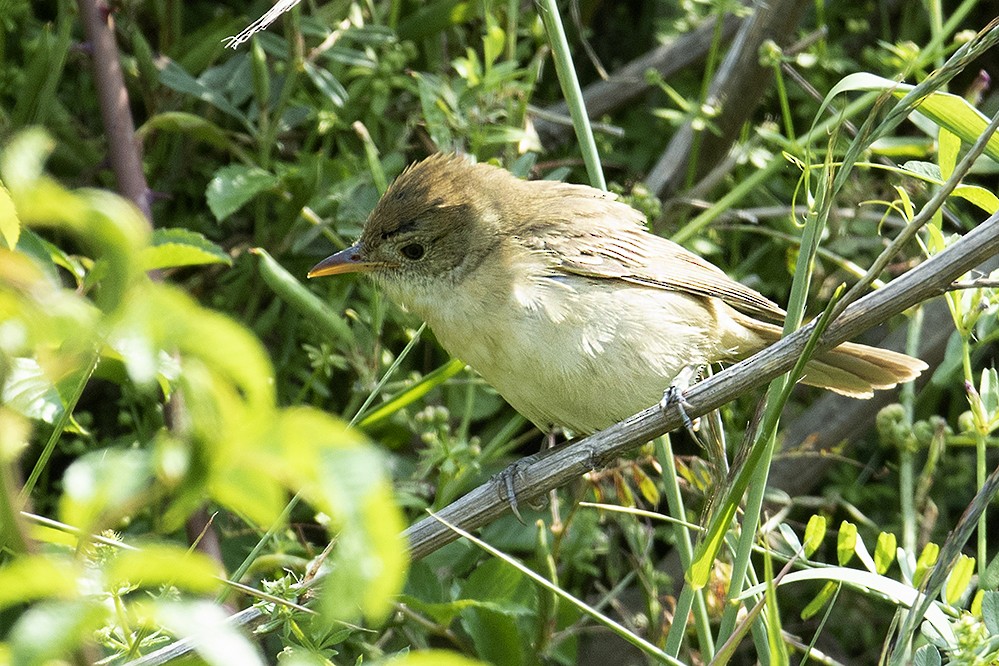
(461, 606), (526, 666)
(822, 72), (999, 162)
(739, 567), (955, 643)
(803, 514), (826, 558)
(8, 600), (108, 666)
(0, 556), (79, 611)
(107, 544), (222, 594)
(142, 601), (266, 666)
(0, 182), (20, 248)
(0, 128), (55, 193)
(206, 165), (278, 221)
(58, 448), (154, 531)
(874, 532), (897, 575)
(275, 407), (407, 623)
(915, 542), (940, 587)
(982, 590), (999, 634)
(376, 652), (487, 666)
(303, 61), (348, 107)
(938, 127), (960, 181)
(209, 463), (286, 527)
(836, 521), (857, 566)
(136, 111), (233, 150)
(141, 228), (232, 271)
(945, 554), (975, 605)
(981, 551), (999, 591)
(980, 368), (999, 429)
(252, 247), (355, 345)
(951, 184), (999, 214)
(358, 359), (466, 429)
(110, 283), (276, 411)
(1, 357), (65, 424)
(913, 645), (942, 666)
(800, 581), (837, 620)
(158, 59), (249, 126)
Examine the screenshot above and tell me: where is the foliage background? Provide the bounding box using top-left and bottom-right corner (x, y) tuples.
(1, 0), (998, 664)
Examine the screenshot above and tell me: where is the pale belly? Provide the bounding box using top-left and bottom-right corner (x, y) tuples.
(416, 276), (755, 434)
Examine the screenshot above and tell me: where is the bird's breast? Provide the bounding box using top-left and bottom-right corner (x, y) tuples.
(403, 267), (738, 434)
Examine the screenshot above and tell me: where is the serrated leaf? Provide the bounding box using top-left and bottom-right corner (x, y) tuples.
(141, 228), (232, 271)
(206, 165), (278, 221)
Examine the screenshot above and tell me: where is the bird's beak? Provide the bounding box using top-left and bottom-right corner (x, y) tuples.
(307, 244), (379, 277)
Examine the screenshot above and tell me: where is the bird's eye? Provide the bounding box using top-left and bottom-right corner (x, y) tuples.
(400, 243), (425, 260)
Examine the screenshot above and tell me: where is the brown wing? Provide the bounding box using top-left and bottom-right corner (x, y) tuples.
(519, 184), (786, 322)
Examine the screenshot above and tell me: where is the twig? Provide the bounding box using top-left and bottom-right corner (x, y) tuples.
(128, 209), (999, 664)
(76, 0), (151, 222)
(403, 208), (999, 560)
(645, 0), (809, 195)
(534, 12), (743, 146)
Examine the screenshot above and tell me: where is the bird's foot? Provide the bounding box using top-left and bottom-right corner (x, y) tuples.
(494, 453), (543, 525)
(659, 365), (701, 436)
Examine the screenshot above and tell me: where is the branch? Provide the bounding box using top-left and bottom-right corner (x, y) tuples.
(129, 211), (999, 665)
(76, 0), (151, 221)
(404, 209), (999, 560)
(645, 0), (808, 196)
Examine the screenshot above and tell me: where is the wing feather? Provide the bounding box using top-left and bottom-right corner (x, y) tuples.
(517, 185), (786, 322)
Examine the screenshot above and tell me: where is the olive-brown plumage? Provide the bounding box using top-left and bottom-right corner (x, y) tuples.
(310, 154), (926, 434)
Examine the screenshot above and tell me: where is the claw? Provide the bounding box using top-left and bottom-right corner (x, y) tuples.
(659, 365), (701, 435)
(495, 458), (535, 525)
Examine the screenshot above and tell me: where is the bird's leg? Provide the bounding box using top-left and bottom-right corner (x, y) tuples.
(659, 364), (702, 437)
(498, 461), (527, 524)
(495, 428), (560, 524)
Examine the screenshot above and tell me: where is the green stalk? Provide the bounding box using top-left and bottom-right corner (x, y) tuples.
(671, 91), (879, 244)
(536, 0), (605, 191)
(657, 436), (715, 660)
(899, 306), (923, 555)
(20, 351), (100, 501)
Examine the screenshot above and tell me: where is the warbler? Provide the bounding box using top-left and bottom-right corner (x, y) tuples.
(309, 154), (926, 434)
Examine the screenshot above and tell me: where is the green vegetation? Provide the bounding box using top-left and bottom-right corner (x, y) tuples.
(1, 0), (998, 663)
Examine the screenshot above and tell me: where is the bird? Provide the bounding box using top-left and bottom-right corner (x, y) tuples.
(309, 153), (927, 436)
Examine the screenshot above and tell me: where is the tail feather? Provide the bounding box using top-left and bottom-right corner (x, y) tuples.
(733, 315), (928, 398)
